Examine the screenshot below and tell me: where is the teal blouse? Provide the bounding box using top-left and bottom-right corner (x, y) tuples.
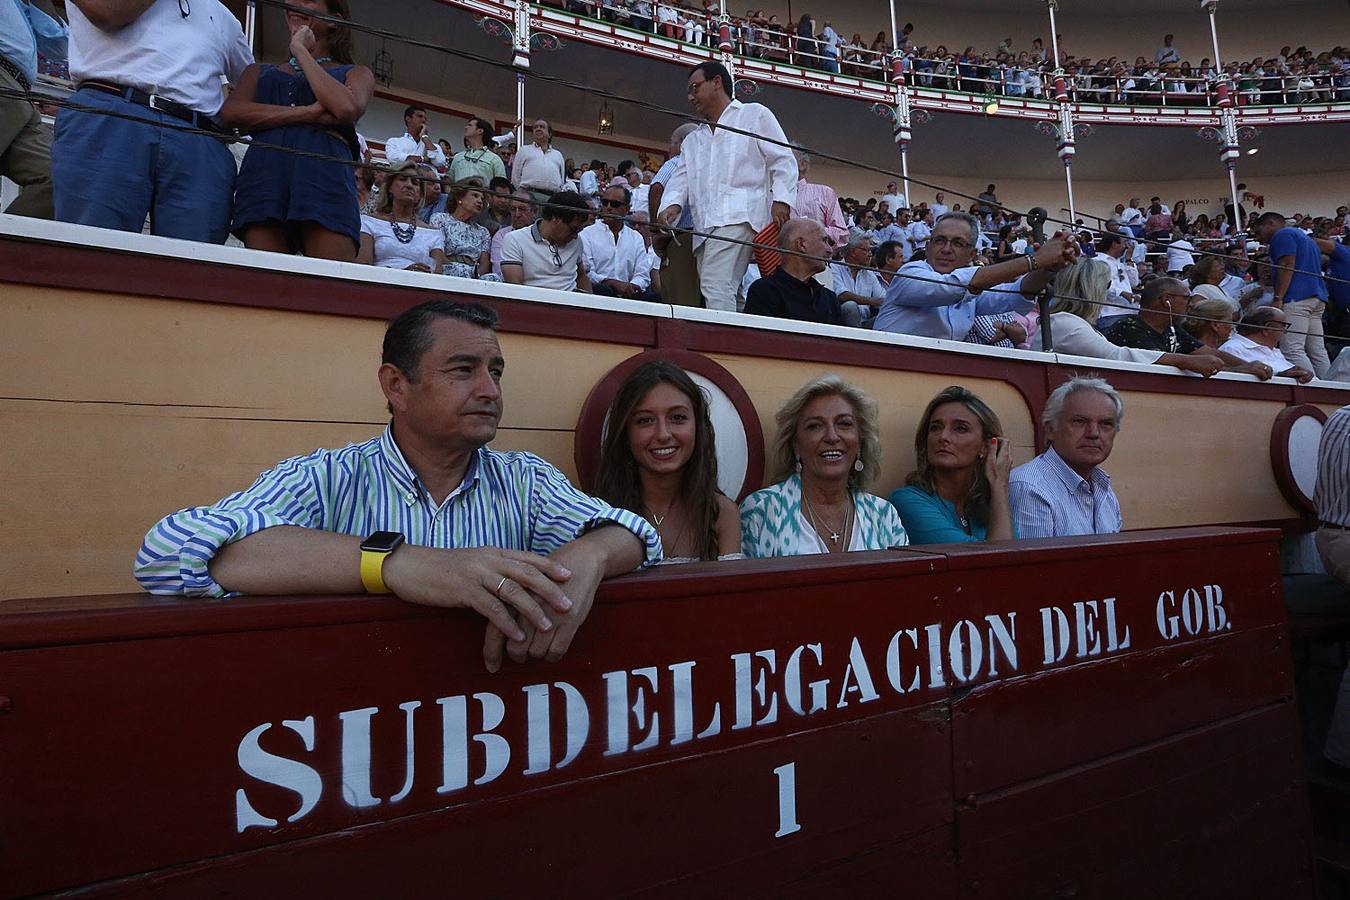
(890, 485), (1012, 544)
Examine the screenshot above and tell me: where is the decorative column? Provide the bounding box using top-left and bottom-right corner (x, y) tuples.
(888, 0), (911, 204)
(244, 0), (257, 56)
(1044, 0), (1078, 225)
(1201, 0), (1243, 229)
(717, 0), (736, 80)
(512, 0), (530, 150)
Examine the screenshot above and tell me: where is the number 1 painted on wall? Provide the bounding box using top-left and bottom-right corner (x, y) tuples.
(773, 762), (802, 838)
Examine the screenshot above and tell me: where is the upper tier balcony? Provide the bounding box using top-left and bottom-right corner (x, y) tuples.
(436, 0), (1350, 127)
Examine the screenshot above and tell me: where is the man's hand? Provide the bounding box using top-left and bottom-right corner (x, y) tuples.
(771, 201), (791, 226)
(1033, 230), (1080, 271)
(1282, 365), (1315, 384)
(382, 546), (575, 671)
(1177, 354), (1223, 377)
(657, 205), (683, 227)
(1000, 319), (1028, 345)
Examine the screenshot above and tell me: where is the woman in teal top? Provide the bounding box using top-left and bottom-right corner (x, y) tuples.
(891, 386), (1014, 544)
(741, 375), (907, 557)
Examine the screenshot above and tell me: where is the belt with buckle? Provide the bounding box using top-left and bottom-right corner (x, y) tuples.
(1321, 521), (1350, 532)
(0, 54), (31, 93)
(78, 80), (224, 133)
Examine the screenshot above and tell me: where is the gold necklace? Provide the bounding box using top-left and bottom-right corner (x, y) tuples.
(803, 494), (852, 545)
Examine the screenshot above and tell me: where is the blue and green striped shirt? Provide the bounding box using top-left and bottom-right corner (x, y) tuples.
(135, 425), (662, 596)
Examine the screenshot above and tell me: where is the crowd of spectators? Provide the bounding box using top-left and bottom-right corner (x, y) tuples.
(535, 0), (1350, 107)
(3, 3), (1349, 385)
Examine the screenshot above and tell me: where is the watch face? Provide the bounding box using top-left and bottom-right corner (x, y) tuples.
(360, 531), (406, 553)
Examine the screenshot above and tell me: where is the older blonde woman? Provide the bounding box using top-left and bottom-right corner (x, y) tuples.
(1032, 259), (1222, 377)
(740, 375), (907, 557)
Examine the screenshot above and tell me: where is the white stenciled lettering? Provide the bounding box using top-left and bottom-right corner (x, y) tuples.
(668, 660), (722, 744)
(236, 717), (323, 833)
(773, 762), (802, 838)
(732, 650), (779, 730)
(783, 644), (829, 717)
(1040, 605), (1072, 664)
(923, 623), (947, 689)
(885, 628), (922, 693)
(1103, 598), (1131, 651)
(338, 706), (381, 809)
(1073, 601), (1104, 659)
(603, 666), (660, 756)
(436, 692), (510, 795)
(835, 637), (880, 708)
(1204, 584), (1230, 632)
(984, 613), (1018, 677)
(948, 620), (984, 684)
(522, 682), (590, 775)
(1181, 588), (1205, 637)
(1157, 590), (1180, 640)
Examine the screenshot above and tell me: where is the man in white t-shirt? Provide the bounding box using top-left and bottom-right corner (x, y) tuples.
(499, 191), (592, 292)
(53, 0), (253, 243)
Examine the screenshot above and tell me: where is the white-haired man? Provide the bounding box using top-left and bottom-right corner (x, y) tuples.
(1009, 377), (1124, 539)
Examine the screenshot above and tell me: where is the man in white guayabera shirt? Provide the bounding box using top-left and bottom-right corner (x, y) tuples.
(658, 61), (797, 312)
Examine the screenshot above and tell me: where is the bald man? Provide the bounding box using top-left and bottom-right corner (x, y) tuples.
(744, 218), (855, 326)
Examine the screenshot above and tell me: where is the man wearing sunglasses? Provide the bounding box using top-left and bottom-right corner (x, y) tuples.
(873, 210), (1077, 340)
(1218, 306), (1315, 383)
(580, 185), (659, 301)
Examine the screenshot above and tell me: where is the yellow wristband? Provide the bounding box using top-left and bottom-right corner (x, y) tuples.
(359, 548), (394, 594)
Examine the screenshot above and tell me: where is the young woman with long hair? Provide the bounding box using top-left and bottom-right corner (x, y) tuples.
(594, 361), (741, 562)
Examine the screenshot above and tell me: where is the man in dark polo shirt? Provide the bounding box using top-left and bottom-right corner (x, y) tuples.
(1103, 276), (1206, 354)
(744, 218), (845, 326)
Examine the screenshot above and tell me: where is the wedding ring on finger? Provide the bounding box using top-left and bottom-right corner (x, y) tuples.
(495, 575), (509, 595)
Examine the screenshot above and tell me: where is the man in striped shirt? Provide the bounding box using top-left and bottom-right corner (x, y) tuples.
(135, 300), (661, 672)
(1315, 404), (1350, 586)
(1008, 377), (1125, 539)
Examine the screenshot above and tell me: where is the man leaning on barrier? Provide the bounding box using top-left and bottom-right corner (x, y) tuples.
(135, 301), (661, 671)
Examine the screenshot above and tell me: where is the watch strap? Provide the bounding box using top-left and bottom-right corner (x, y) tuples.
(359, 548), (394, 594)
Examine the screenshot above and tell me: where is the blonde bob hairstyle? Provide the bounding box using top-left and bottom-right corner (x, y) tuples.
(1048, 258), (1112, 324)
(376, 160), (424, 215)
(769, 374), (882, 489)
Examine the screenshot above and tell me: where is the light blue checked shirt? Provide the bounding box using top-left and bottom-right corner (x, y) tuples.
(135, 425), (662, 597)
(1008, 445), (1123, 539)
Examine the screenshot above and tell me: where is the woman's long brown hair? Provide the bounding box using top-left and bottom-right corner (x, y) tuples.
(904, 386), (1004, 530)
(593, 361), (723, 561)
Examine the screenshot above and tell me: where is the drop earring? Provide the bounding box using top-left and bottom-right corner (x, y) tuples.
(853, 458), (864, 472)
(795, 457), (803, 473)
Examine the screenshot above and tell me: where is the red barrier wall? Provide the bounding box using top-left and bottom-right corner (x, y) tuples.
(0, 528), (1313, 897)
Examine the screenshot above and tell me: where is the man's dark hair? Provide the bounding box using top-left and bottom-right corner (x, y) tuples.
(1255, 211), (1286, 229)
(403, 105), (425, 121)
(488, 175), (513, 194)
(383, 301), (499, 380)
(589, 159), (606, 171)
(467, 116), (495, 143)
(602, 183), (632, 206)
(540, 190), (592, 225)
(874, 240), (903, 267)
(1097, 232), (1126, 253)
(690, 61), (734, 98)
(1238, 306), (1282, 337)
(617, 160), (635, 176)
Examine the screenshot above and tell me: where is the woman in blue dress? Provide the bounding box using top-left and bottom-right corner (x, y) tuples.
(221, 0), (373, 260)
(890, 386), (1014, 544)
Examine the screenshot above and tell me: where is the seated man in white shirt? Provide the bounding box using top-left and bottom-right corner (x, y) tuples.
(906, 210), (933, 254)
(1218, 306), (1315, 382)
(873, 211), (1077, 341)
(500, 191), (592, 293)
(385, 105), (447, 168)
(829, 229), (883, 326)
(1095, 232), (1141, 326)
(580, 185), (660, 301)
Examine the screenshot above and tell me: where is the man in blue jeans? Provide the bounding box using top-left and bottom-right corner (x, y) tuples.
(53, 0), (252, 243)
(1252, 210), (1331, 378)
